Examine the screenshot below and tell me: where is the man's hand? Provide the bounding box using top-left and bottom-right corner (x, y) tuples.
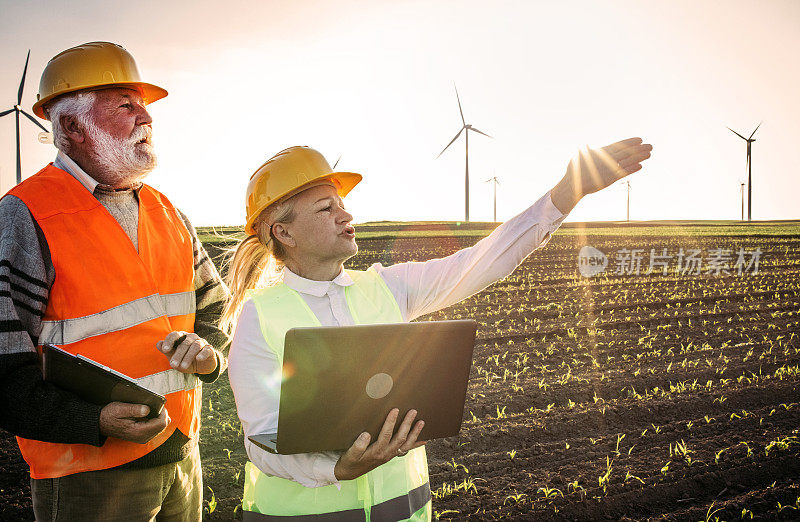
(157, 331), (218, 375)
(99, 402), (169, 444)
(551, 137), (653, 214)
(334, 408), (426, 481)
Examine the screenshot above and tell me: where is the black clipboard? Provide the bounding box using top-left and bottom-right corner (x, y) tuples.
(42, 344), (166, 419)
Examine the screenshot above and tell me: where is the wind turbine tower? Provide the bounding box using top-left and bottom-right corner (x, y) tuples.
(438, 86), (492, 222)
(727, 122), (761, 221)
(1, 50), (49, 185)
(626, 180), (631, 222)
(740, 182), (745, 221)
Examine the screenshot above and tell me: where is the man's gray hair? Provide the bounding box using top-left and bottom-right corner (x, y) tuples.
(45, 91), (96, 153)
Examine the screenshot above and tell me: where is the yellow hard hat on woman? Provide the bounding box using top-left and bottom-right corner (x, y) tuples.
(244, 146), (362, 235)
(33, 41), (167, 119)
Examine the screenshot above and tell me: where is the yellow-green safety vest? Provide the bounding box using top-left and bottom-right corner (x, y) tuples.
(242, 268), (432, 522)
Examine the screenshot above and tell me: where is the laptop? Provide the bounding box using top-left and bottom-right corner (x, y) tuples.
(249, 319), (477, 454)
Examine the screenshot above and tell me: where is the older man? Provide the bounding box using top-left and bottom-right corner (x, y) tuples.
(0, 42), (229, 520)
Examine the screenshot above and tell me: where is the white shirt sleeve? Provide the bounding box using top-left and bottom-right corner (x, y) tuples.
(228, 300), (341, 488)
(376, 190), (567, 321)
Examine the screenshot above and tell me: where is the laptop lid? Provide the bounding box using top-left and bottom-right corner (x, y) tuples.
(274, 319), (477, 454)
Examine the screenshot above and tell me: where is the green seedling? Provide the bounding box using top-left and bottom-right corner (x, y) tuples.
(624, 471), (645, 485)
(446, 458), (469, 473)
(614, 433), (626, 456)
(714, 448), (726, 464)
(537, 486), (563, 499)
(740, 441), (753, 457)
(598, 457), (613, 493)
(702, 502), (723, 522)
(206, 486), (217, 514)
(503, 493), (526, 505)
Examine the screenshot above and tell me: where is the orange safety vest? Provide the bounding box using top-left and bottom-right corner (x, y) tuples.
(6, 164), (201, 479)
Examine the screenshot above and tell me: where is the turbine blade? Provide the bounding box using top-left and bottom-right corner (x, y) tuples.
(469, 126), (493, 139)
(454, 85), (465, 126)
(18, 49), (30, 105)
(748, 121), (762, 140)
(0, 108), (14, 118)
(727, 127), (747, 141)
(437, 127), (464, 158)
(20, 109), (48, 132)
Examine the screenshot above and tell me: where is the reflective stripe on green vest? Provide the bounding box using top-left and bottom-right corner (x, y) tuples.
(242, 268), (432, 522)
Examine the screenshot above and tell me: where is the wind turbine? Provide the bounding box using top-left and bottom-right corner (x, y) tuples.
(727, 122), (761, 222)
(623, 180), (631, 221)
(437, 86), (492, 222)
(484, 175), (499, 222)
(1, 50), (49, 185)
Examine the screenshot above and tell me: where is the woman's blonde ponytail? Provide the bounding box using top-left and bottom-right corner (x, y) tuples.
(219, 200), (296, 335)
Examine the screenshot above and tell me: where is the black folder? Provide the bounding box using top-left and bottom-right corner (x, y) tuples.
(42, 344), (166, 419)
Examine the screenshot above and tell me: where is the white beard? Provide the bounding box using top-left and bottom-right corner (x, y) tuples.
(85, 123), (157, 188)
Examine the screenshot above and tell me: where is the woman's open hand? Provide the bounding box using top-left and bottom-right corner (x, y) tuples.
(334, 408), (425, 481)
(551, 137), (653, 213)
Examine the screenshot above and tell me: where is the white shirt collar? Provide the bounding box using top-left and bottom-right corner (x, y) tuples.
(53, 151), (143, 194)
(282, 266), (354, 297)
(54, 151), (99, 193)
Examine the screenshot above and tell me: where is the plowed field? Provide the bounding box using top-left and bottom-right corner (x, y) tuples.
(2, 221), (798, 521)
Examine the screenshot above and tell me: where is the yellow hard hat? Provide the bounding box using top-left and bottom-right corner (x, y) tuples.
(32, 41), (167, 120)
(245, 146), (362, 235)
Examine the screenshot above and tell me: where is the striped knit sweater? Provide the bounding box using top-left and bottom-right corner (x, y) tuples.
(0, 156), (230, 470)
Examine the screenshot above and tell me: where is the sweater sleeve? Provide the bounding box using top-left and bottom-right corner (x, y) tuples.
(176, 210), (231, 382)
(0, 195), (104, 446)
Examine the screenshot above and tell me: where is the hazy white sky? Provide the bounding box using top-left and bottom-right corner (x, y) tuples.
(1, 0), (798, 225)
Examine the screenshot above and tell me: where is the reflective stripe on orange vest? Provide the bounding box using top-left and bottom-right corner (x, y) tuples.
(135, 368), (200, 396)
(39, 291), (195, 345)
(6, 163), (200, 479)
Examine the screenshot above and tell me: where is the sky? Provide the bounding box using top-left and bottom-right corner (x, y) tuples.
(1, 0), (798, 226)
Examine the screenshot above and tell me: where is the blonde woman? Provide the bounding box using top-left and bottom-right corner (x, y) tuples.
(224, 140), (652, 521)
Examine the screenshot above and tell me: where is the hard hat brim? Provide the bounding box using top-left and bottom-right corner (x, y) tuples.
(244, 171), (362, 236)
(32, 82), (168, 120)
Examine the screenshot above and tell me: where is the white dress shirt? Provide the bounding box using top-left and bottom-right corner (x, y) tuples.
(227, 190), (567, 488)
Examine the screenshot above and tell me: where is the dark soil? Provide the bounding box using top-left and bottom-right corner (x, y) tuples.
(2, 230), (799, 520)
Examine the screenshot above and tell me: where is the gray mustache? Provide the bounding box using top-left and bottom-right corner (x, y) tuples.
(129, 126), (152, 144)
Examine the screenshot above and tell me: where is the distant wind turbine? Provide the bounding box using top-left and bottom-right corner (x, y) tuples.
(484, 175), (499, 222)
(437, 86), (492, 222)
(727, 122), (761, 221)
(626, 180), (631, 221)
(1, 50), (49, 185)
